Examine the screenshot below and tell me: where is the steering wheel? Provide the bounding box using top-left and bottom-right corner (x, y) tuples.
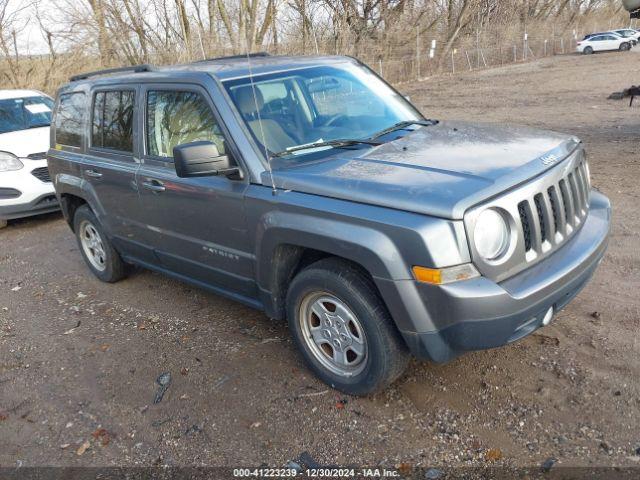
(323, 114), (349, 127)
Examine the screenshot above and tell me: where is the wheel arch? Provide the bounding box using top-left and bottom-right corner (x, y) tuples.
(59, 193), (88, 232)
(255, 213), (411, 323)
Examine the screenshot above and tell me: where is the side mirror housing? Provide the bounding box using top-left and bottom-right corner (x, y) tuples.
(173, 141), (243, 179)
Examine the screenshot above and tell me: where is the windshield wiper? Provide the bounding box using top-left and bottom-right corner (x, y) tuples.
(271, 138), (382, 158)
(369, 119), (438, 140)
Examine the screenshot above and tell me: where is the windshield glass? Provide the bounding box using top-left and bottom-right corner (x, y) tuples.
(223, 63), (423, 159)
(0, 95), (54, 135)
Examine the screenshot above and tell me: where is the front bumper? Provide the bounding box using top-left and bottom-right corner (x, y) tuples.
(379, 190), (611, 362)
(0, 160), (59, 220)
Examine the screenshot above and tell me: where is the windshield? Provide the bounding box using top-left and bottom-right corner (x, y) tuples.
(223, 63), (423, 160)
(0, 95), (54, 135)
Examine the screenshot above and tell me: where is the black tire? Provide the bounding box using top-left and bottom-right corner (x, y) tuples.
(73, 204), (127, 283)
(620, 42), (630, 51)
(583, 46), (593, 55)
(286, 258), (409, 396)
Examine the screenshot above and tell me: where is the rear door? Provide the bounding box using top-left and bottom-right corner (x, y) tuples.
(590, 36), (605, 51)
(135, 83), (255, 299)
(82, 86), (147, 257)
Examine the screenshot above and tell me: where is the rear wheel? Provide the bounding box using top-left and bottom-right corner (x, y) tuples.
(286, 258), (409, 396)
(73, 205), (127, 283)
(583, 46), (594, 54)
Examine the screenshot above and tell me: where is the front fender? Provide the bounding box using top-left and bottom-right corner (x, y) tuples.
(256, 211), (410, 288)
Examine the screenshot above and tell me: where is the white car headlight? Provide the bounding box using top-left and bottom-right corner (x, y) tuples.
(0, 151), (23, 172)
(473, 208), (510, 260)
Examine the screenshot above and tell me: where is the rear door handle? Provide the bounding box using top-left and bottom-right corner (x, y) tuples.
(142, 180), (166, 193)
(85, 169), (103, 178)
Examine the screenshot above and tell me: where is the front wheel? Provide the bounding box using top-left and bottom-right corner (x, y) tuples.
(620, 42), (630, 51)
(286, 258), (409, 396)
(73, 205), (127, 283)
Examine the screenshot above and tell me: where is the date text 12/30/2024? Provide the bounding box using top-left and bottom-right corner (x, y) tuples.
(233, 468), (403, 478)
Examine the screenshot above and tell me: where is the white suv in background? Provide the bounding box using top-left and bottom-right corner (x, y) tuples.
(0, 89), (58, 229)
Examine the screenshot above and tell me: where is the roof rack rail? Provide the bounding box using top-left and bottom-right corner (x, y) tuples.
(70, 64), (156, 82)
(193, 52), (270, 64)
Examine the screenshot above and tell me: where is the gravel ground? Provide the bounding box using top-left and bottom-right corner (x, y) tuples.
(1, 50), (639, 472)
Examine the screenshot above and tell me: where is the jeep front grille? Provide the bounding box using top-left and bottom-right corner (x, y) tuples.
(517, 161), (590, 254)
(31, 167), (52, 183)
(464, 146), (590, 283)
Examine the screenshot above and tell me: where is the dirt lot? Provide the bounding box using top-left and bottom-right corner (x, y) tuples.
(1, 50), (639, 472)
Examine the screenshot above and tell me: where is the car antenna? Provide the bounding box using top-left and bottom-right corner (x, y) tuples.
(244, 38), (277, 196)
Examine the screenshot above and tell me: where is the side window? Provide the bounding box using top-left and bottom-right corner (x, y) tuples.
(92, 90), (135, 152)
(146, 90), (225, 158)
(55, 93), (85, 147)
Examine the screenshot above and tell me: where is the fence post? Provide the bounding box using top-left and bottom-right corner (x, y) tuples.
(416, 26), (420, 79)
(513, 44), (517, 62)
(451, 50), (455, 74)
(544, 39), (547, 56)
(560, 37), (564, 54)
(465, 50), (472, 70)
(480, 49), (487, 68)
(379, 58), (383, 75)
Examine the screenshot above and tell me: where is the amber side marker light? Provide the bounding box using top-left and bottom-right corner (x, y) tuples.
(412, 264), (480, 285)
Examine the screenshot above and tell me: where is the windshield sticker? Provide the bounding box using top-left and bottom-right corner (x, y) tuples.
(25, 103), (51, 114)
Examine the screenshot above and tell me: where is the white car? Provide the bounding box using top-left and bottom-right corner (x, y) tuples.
(611, 28), (640, 45)
(577, 33), (632, 54)
(0, 89), (58, 229)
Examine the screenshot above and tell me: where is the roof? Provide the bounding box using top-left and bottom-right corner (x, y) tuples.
(61, 54), (358, 91)
(0, 89), (48, 100)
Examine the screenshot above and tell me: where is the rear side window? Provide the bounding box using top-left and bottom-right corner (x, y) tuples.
(146, 90), (226, 158)
(55, 93), (85, 147)
(92, 90), (135, 152)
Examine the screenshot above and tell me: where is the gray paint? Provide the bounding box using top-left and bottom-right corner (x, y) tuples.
(47, 55), (611, 361)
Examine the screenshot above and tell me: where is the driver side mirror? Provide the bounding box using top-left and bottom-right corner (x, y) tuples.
(173, 141), (243, 180)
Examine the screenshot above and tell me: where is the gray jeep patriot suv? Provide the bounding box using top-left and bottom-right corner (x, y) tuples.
(48, 54), (610, 395)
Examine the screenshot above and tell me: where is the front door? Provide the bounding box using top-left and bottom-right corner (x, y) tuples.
(136, 84), (255, 299)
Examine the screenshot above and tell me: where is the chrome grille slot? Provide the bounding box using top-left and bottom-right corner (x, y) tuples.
(518, 201), (532, 252)
(533, 193), (547, 243)
(464, 145), (591, 283)
(559, 178), (574, 226)
(547, 186), (559, 234)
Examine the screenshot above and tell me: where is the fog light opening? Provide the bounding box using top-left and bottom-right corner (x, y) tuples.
(542, 307), (554, 326)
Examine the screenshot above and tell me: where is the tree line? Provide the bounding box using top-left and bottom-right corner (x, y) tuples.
(0, 0), (629, 91)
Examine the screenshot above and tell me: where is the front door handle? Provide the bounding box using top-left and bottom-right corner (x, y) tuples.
(142, 179), (166, 193)
(85, 169), (103, 178)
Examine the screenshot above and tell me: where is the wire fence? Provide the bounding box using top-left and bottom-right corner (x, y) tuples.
(355, 35), (581, 85)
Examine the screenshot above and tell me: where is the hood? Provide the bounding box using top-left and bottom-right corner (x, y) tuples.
(267, 121), (580, 219)
(0, 126), (50, 158)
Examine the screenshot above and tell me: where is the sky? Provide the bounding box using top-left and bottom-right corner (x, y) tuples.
(4, 0), (52, 54)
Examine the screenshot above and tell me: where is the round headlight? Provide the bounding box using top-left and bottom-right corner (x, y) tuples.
(0, 151), (23, 172)
(474, 208), (510, 260)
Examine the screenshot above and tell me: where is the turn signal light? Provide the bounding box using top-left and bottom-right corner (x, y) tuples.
(412, 264), (480, 285)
